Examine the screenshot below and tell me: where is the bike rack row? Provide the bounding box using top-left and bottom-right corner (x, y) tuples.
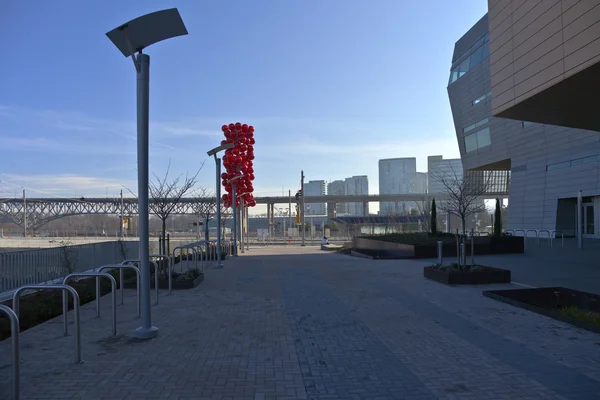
(0, 245), (228, 399)
(504, 229), (564, 247)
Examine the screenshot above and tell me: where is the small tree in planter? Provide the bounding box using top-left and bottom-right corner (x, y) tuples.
(430, 198), (437, 235)
(192, 187), (217, 241)
(431, 167), (491, 235)
(493, 198), (502, 237)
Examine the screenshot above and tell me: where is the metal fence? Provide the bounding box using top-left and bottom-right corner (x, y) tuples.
(0, 241), (139, 295)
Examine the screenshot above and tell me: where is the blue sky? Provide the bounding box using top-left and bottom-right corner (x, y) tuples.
(0, 0), (487, 214)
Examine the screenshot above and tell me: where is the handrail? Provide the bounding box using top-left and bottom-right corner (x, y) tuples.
(63, 273), (117, 336)
(98, 264), (140, 317)
(538, 229), (551, 246)
(551, 230), (564, 248)
(0, 304), (19, 400)
(149, 254), (173, 295)
(13, 284), (82, 364)
(120, 259), (159, 305)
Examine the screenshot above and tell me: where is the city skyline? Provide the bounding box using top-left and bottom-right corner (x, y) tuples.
(0, 1), (487, 215)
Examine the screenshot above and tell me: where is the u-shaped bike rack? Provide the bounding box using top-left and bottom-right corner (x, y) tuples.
(149, 254), (173, 295)
(62, 272), (117, 336)
(173, 246), (199, 273)
(120, 259), (160, 305)
(13, 284), (82, 364)
(98, 264), (141, 317)
(551, 230), (564, 247)
(537, 229), (551, 246)
(0, 304), (19, 400)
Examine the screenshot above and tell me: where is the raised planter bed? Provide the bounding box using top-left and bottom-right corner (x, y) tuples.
(483, 287), (600, 334)
(123, 273), (204, 290)
(424, 265), (511, 285)
(355, 235), (523, 259)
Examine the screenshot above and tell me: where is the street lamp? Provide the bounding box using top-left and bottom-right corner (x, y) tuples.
(207, 143), (235, 268)
(227, 175), (244, 257)
(106, 8), (188, 340)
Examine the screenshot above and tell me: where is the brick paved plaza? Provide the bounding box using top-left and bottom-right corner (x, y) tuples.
(1, 246), (600, 399)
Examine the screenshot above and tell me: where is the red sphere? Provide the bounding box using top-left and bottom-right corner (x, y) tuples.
(248, 126), (254, 132)
(221, 125), (229, 132)
(235, 122), (242, 129)
(241, 124), (248, 131)
(228, 123), (235, 130)
(221, 173), (228, 180)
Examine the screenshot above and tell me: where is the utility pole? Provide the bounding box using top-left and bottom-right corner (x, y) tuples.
(301, 170), (305, 246)
(288, 189), (292, 234)
(120, 189), (124, 238)
(23, 189), (27, 238)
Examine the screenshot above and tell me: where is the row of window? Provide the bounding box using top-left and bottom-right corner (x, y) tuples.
(473, 91), (491, 105)
(463, 117), (489, 134)
(455, 33), (490, 65)
(464, 127), (491, 153)
(546, 155), (598, 171)
(449, 34), (490, 85)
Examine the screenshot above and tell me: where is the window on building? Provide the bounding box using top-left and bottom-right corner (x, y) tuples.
(448, 34), (490, 85)
(522, 121), (534, 127)
(472, 91), (491, 105)
(570, 155), (598, 166)
(546, 155), (599, 171)
(464, 127), (491, 153)
(463, 118), (489, 133)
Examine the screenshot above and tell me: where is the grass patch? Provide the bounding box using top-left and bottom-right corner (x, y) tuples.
(559, 305), (600, 326)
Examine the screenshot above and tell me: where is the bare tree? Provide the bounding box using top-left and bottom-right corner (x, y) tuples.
(412, 199), (431, 233)
(431, 167), (490, 235)
(191, 187), (216, 241)
(148, 162), (201, 254)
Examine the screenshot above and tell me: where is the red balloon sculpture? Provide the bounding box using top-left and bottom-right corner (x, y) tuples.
(221, 122), (256, 208)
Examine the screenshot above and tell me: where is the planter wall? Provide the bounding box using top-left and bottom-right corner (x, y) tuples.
(124, 273), (204, 290)
(423, 265), (511, 285)
(483, 287), (600, 334)
(356, 236), (524, 259)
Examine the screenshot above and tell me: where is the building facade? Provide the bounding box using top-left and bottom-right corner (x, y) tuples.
(449, 11), (598, 236)
(415, 172), (428, 194)
(304, 180), (327, 216)
(378, 158), (417, 215)
(345, 175), (369, 216)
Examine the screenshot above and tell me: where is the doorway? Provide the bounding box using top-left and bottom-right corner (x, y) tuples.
(582, 203), (595, 238)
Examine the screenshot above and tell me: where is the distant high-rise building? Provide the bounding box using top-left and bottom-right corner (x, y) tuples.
(304, 180), (326, 215)
(427, 155), (463, 195)
(345, 175), (369, 216)
(327, 180), (347, 214)
(415, 172), (428, 194)
(378, 158), (417, 215)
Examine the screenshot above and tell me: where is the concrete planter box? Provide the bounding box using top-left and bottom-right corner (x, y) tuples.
(124, 273), (204, 290)
(483, 287), (600, 334)
(355, 236), (524, 259)
(423, 266), (511, 285)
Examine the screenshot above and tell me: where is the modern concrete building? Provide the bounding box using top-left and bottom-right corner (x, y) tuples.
(378, 158), (417, 215)
(327, 180), (347, 214)
(304, 180), (327, 216)
(345, 175), (369, 216)
(449, 8), (597, 237)
(427, 155), (463, 195)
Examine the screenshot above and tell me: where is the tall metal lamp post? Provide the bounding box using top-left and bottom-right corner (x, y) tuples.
(106, 8), (188, 339)
(208, 143), (235, 268)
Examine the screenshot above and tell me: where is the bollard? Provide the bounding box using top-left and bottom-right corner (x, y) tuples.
(455, 234), (460, 267)
(471, 235), (475, 268)
(437, 241), (443, 265)
(460, 243), (466, 268)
